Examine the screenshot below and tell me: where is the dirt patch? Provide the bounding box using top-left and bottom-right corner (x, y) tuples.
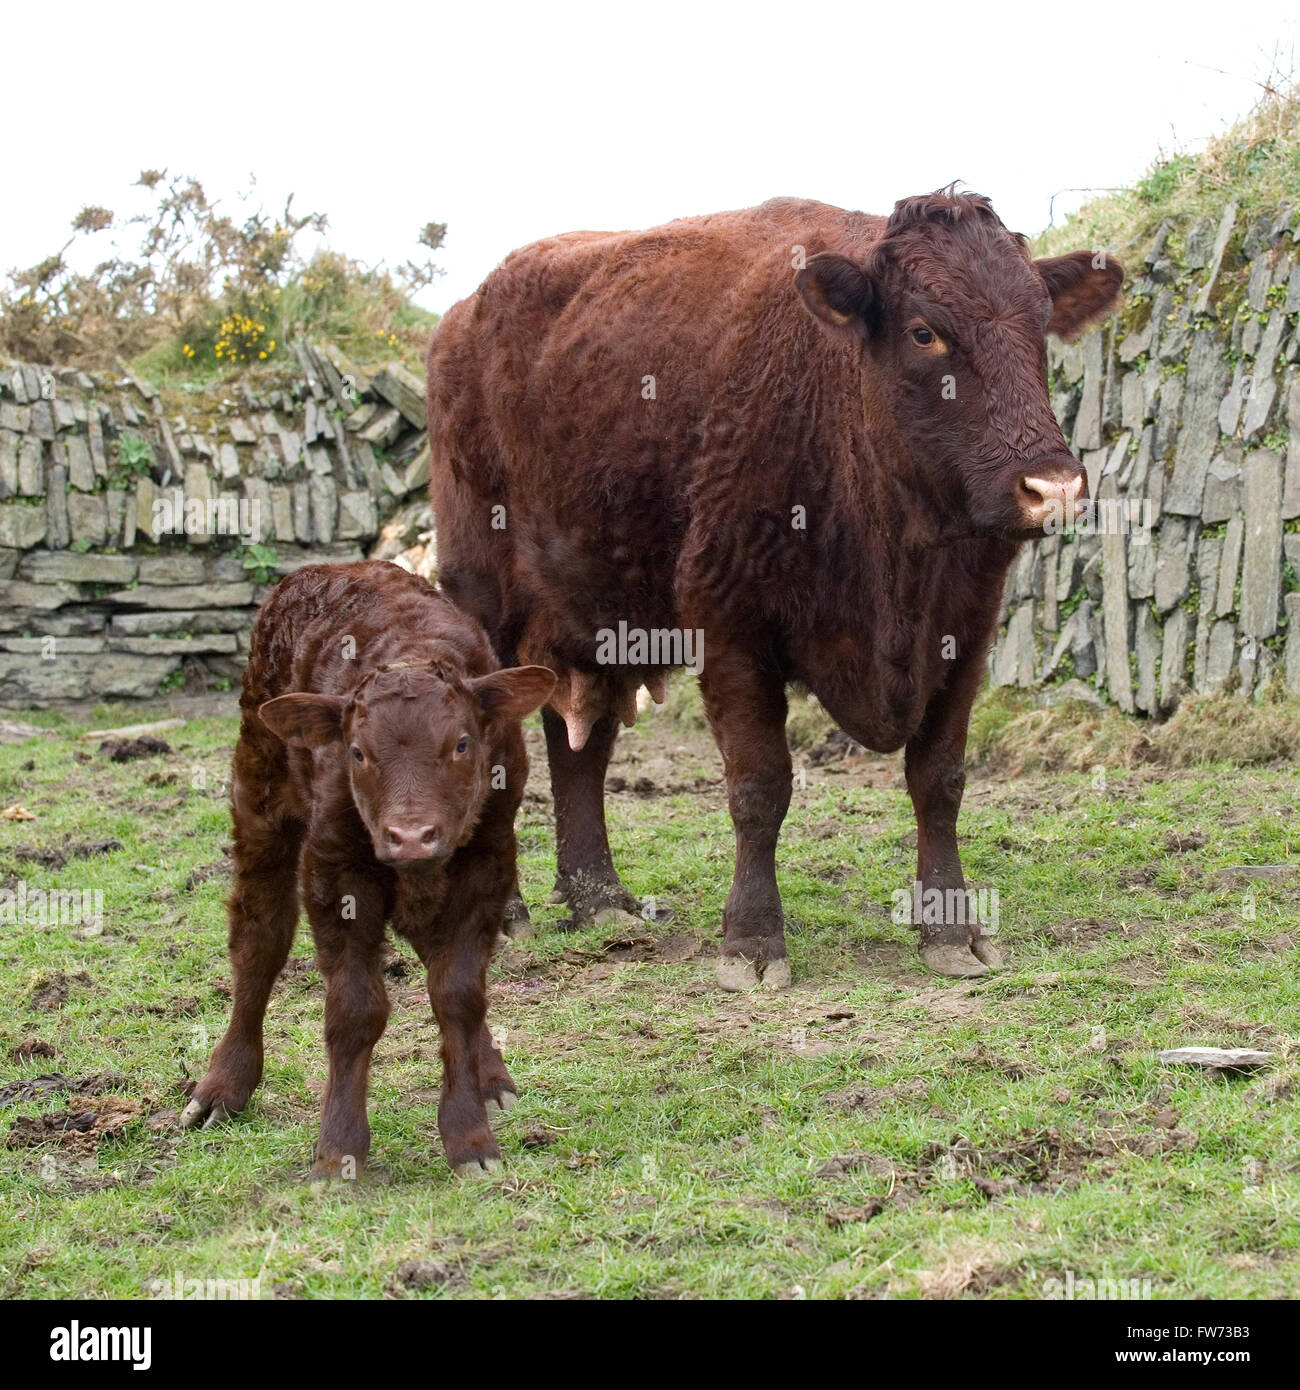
(826, 1198), (886, 1228)
(7, 1094), (145, 1152)
(11, 838), (122, 870)
(184, 854), (232, 890)
(27, 970), (95, 1011)
(388, 1258), (459, 1293)
(1039, 916), (1125, 947)
(98, 736), (171, 762)
(919, 1125), (1198, 1195)
(9, 1038), (56, 1063)
(0, 1071), (126, 1108)
(1164, 830), (1207, 854)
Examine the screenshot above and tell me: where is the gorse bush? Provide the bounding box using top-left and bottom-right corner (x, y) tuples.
(0, 169), (444, 376)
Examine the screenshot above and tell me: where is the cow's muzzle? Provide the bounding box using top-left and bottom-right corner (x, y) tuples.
(1017, 464), (1086, 533)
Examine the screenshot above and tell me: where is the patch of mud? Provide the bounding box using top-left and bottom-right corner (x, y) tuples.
(27, 970), (94, 1011)
(98, 735), (171, 762)
(1038, 917), (1127, 947)
(6, 1094), (145, 1152)
(11, 838), (122, 870)
(918, 1125), (1198, 1195)
(0, 1071), (126, 1108)
(184, 854), (232, 890)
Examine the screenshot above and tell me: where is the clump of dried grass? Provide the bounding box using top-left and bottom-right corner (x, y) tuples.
(968, 689), (1300, 777)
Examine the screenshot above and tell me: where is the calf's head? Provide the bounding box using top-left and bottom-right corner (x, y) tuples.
(259, 663), (555, 865)
(795, 187), (1123, 542)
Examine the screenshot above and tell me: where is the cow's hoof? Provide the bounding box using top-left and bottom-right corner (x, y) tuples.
(180, 1097), (230, 1130)
(454, 1157), (503, 1177)
(920, 942), (989, 978)
(760, 957), (792, 991)
(485, 1091), (518, 1114)
(716, 955), (759, 991)
(308, 1160), (355, 1184)
(592, 906), (643, 929)
(971, 935), (1005, 968)
(642, 902), (676, 924)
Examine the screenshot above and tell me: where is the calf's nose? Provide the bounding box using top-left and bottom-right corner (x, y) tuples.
(1019, 471), (1084, 530)
(382, 823), (443, 860)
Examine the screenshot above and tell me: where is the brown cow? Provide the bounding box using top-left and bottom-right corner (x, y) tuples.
(427, 189), (1121, 987)
(180, 562), (554, 1176)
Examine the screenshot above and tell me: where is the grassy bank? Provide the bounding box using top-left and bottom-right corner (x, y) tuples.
(0, 689), (1296, 1299)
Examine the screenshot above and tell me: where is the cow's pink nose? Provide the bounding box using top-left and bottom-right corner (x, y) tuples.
(1019, 473), (1084, 529)
(383, 824), (442, 860)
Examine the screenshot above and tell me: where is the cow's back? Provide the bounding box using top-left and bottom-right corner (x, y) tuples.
(428, 199), (886, 658)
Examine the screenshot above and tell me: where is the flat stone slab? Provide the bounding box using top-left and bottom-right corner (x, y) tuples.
(1157, 1047), (1273, 1072)
(1212, 863), (1298, 884)
(105, 582), (254, 609)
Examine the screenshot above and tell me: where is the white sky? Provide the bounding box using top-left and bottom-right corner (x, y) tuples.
(4, 1), (1296, 315)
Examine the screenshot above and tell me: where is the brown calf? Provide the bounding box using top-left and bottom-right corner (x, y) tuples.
(180, 562), (554, 1176)
(428, 188), (1121, 986)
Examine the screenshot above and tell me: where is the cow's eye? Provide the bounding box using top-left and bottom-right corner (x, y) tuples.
(455, 735), (471, 755)
(911, 326), (936, 346)
(351, 746), (364, 763)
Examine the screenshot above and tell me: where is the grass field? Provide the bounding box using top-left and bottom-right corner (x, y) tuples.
(0, 689), (1297, 1300)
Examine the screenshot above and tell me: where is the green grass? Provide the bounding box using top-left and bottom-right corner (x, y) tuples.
(0, 693), (1297, 1299)
(1034, 78), (1300, 265)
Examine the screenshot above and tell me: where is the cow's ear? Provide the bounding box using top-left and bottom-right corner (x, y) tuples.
(795, 253), (880, 336)
(258, 693), (347, 747)
(471, 666), (557, 723)
(1035, 251), (1124, 341)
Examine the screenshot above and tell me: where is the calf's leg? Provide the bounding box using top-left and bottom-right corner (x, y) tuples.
(699, 645), (792, 991)
(542, 706), (640, 925)
(306, 869), (390, 1179)
(399, 852), (513, 1174)
(182, 800), (301, 1129)
(904, 645), (1002, 978)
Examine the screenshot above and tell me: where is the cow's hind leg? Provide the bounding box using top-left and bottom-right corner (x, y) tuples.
(699, 644), (792, 991)
(542, 707), (641, 927)
(182, 796), (302, 1129)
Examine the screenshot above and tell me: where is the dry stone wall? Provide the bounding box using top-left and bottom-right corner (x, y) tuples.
(6, 205), (1300, 711)
(0, 344), (433, 705)
(991, 202), (1300, 709)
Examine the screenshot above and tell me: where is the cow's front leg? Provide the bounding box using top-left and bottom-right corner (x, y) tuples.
(699, 643), (792, 990)
(305, 864), (390, 1179)
(904, 646), (1003, 978)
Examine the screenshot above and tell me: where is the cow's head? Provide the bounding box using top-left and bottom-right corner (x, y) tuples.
(259, 662), (555, 866)
(795, 187), (1122, 542)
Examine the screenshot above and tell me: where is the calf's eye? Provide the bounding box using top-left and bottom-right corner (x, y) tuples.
(351, 747), (364, 763)
(455, 735), (471, 755)
(911, 326), (935, 346)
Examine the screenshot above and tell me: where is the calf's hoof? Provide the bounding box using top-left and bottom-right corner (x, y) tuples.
(308, 1157), (359, 1183)
(453, 1156), (504, 1177)
(484, 1090), (518, 1114)
(180, 1097), (231, 1130)
(716, 953), (792, 991)
(503, 893), (533, 940)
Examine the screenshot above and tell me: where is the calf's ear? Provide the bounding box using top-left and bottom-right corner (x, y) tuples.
(1035, 251), (1124, 341)
(471, 666), (557, 723)
(795, 253), (880, 336)
(258, 693), (347, 746)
